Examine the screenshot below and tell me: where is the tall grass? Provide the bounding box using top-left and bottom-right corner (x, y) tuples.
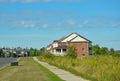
(38, 55), (120, 81)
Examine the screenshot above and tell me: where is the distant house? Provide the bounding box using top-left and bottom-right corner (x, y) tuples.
(16, 49), (29, 57)
(46, 32), (92, 57)
(1, 48), (30, 57)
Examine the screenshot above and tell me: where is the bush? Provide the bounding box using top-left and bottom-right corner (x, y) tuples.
(11, 61), (18, 66)
(38, 55), (120, 81)
(66, 46), (77, 58)
(111, 53), (120, 57)
(43, 52), (54, 59)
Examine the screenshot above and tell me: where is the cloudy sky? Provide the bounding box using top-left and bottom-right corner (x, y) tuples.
(0, 0), (120, 50)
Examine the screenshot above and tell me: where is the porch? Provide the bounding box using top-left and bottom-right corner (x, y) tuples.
(53, 46), (67, 56)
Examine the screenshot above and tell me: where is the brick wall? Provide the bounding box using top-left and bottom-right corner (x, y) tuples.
(56, 42), (90, 57)
(71, 42), (89, 57)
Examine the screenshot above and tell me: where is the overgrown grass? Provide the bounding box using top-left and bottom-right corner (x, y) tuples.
(38, 54), (120, 81)
(0, 57), (63, 81)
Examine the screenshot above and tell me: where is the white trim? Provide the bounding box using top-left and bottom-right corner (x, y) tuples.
(71, 36), (87, 42)
(61, 33), (77, 42)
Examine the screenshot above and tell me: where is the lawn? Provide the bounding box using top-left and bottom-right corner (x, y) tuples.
(0, 57), (63, 81)
(38, 55), (120, 81)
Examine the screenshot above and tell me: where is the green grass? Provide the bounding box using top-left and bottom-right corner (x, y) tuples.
(38, 55), (120, 81)
(0, 57), (63, 81)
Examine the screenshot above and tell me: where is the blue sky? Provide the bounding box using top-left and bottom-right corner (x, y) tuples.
(0, 0), (120, 50)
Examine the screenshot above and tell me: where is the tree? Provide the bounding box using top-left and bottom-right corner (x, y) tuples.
(30, 47), (34, 51)
(29, 48), (34, 56)
(39, 47), (46, 56)
(66, 46), (77, 58)
(109, 48), (115, 55)
(0, 49), (5, 57)
(2, 53), (5, 57)
(92, 44), (100, 54)
(100, 47), (108, 55)
(33, 49), (40, 56)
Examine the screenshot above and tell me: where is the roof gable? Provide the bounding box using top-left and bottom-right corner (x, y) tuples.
(60, 33), (91, 42)
(61, 33), (77, 42)
(70, 36), (86, 42)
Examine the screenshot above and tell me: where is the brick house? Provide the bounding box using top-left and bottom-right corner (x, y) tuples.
(46, 32), (92, 57)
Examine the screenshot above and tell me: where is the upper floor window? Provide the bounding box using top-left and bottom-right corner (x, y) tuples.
(82, 48), (85, 52)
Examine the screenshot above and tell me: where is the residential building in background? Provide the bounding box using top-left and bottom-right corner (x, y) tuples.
(46, 32), (92, 57)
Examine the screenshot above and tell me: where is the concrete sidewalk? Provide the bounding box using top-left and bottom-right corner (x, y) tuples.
(33, 57), (89, 81)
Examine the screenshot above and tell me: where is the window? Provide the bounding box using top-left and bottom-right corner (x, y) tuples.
(82, 54), (85, 56)
(56, 49), (61, 52)
(63, 49), (66, 52)
(82, 48), (85, 52)
(89, 48), (92, 50)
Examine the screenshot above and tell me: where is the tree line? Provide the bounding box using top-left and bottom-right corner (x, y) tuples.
(92, 44), (120, 57)
(66, 44), (120, 58)
(0, 45), (119, 58)
(0, 47), (46, 57)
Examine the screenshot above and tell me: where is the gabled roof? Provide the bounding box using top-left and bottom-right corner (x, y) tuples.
(46, 32), (92, 49)
(59, 36), (67, 42)
(53, 40), (59, 42)
(46, 44), (52, 48)
(74, 33), (92, 43)
(59, 32), (92, 43)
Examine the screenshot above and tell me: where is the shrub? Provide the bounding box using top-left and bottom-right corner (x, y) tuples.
(43, 52), (54, 59)
(66, 46), (77, 58)
(38, 55), (120, 81)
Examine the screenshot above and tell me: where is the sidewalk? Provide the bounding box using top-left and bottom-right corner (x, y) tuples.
(33, 57), (89, 81)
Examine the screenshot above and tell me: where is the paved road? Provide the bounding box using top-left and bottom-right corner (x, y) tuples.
(33, 57), (89, 81)
(0, 58), (18, 68)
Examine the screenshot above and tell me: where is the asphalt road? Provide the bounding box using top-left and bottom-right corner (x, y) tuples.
(0, 58), (18, 68)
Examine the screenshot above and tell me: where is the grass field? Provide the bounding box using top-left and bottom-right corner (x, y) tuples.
(0, 57), (63, 81)
(38, 55), (120, 81)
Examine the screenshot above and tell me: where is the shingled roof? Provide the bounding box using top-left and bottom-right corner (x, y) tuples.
(57, 32), (92, 43)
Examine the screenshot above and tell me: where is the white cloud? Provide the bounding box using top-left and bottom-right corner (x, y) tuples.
(42, 24), (48, 29)
(21, 21), (25, 25)
(21, 0), (38, 3)
(68, 20), (77, 25)
(0, 0), (81, 3)
(79, 20), (89, 28)
(0, 10), (120, 30)
(111, 22), (120, 27)
(0, 34), (41, 38)
(7, 20), (37, 28)
(79, 24), (84, 28)
(83, 20), (89, 25)
(0, 0), (16, 3)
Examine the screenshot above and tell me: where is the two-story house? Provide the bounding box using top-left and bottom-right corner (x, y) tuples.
(46, 32), (92, 57)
